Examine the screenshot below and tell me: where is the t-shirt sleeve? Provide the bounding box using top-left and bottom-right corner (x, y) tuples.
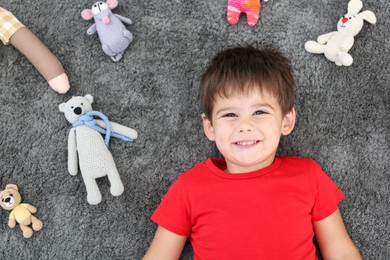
(151, 175), (192, 236)
(311, 161), (345, 221)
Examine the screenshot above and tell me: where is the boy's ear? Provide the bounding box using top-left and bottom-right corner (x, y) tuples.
(281, 108), (296, 136)
(202, 113), (216, 141)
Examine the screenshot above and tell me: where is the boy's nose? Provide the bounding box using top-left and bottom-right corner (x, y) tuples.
(239, 124), (253, 132)
(238, 118), (254, 132)
(239, 128), (252, 132)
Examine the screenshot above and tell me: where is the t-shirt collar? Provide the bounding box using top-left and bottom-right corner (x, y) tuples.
(205, 157), (282, 179)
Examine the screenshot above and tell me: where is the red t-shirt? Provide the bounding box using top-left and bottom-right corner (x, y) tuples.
(152, 156), (344, 259)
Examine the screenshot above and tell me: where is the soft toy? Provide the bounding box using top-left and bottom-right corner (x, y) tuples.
(0, 184), (43, 238)
(81, 0), (133, 62)
(227, 0), (268, 27)
(304, 0), (376, 66)
(59, 95), (138, 205)
(0, 6), (70, 93)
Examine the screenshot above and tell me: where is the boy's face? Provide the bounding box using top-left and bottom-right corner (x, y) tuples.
(202, 88), (295, 173)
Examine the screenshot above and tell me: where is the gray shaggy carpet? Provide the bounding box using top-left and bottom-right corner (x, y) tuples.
(0, 0), (389, 259)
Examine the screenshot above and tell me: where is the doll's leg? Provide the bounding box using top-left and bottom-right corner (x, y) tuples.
(107, 168), (124, 196)
(20, 225), (33, 238)
(246, 10), (259, 27)
(123, 30), (133, 43)
(31, 216), (43, 231)
(244, 0), (260, 27)
(102, 44), (123, 62)
(338, 52), (353, 66)
(82, 175), (102, 205)
(102, 44), (116, 57)
(227, 0), (241, 25)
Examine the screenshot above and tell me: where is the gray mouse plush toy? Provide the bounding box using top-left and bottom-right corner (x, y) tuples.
(59, 94), (138, 205)
(81, 0), (133, 62)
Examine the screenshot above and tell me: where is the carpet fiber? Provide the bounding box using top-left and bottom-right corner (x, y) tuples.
(0, 0), (389, 259)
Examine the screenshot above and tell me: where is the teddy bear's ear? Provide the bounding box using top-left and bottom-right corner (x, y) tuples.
(348, 0), (363, 14)
(85, 94), (94, 104)
(59, 102), (66, 112)
(5, 184), (18, 191)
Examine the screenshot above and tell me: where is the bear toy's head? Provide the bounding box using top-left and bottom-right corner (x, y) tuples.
(0, 184), (22, 211)
(59, 94), (94, 124)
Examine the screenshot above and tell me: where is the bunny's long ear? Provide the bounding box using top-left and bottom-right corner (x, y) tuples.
(359, 10), (377, 24)
(348, 0), (363, 14)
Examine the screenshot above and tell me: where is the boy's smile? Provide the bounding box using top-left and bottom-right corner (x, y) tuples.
(202, 88), (295, 174)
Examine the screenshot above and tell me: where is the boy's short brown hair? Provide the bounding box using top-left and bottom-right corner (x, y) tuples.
(200, 46), (295, 119)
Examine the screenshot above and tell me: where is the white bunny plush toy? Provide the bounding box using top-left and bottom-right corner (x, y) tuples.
(59, 94), (138, 205)
(305, 0), (376, 66)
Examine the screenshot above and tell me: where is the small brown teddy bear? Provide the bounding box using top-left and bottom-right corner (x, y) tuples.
(0, 184), (43, 238)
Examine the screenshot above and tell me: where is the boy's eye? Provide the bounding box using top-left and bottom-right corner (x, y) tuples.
(253, 110), (267, 116)
(222, 113), (237, 118)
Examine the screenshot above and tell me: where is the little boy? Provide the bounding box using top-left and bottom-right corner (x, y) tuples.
(144, 46), (361, 259)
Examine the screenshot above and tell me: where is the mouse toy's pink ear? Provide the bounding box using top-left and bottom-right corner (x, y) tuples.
(107, 0), (119, 10)
(81, 9), (94, 20)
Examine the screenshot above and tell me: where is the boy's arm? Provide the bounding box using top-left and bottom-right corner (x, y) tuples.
(313, 208), (362, 260)
(143, 225), (187, 260)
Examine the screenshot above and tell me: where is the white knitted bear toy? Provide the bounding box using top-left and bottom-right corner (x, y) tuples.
(304, 0), (376, 66)
(59, 94), (138, 205)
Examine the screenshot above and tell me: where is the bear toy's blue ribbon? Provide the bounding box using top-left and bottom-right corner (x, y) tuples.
(72, 111), (133, 147)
